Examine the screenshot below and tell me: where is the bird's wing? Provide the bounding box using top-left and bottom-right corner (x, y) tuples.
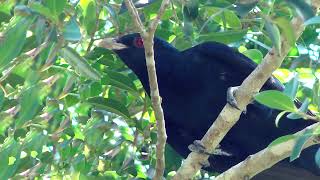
(181, 42), (284, 91)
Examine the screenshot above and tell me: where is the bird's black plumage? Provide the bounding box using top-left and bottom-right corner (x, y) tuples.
(98, 33), (320, 179)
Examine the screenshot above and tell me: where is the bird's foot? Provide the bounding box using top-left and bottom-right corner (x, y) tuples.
(227, 86), (240, 110)
(188, 140), (212, 155)
(199, 159), (211, 168)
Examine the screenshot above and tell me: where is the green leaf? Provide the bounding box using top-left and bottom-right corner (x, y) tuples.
(242, 49), (263, 64)
(290, 128), (314, 161)
(275, 111), (288, 127)
(198, 29), (247, 44)
(13, 5), (32, 17)
(183, 0), (199, 21)
(287, 99), (310, 120)
(80, 0), (97, 35)
(268, 134), (296, 148)
(87, 97), (130, 119)
(43, 0), (67, 16)
(0, 136), (22, 179)
(274, 17), (295, 47)
(0, 88), (4, 109)
(315, 148), (320, 169)
(104, 171), (120, 179)
(205, 7), (242, 29)
(287, 46), (299, 57)
(103, 70), (138, 95)
(63, 17), (82, 42)
(0, 17), (35, 70)
(304, 16), (320, 26)
(119, 126), (134, 142)
(60, 47), (101, 81)
(254, 90), (297, 112)
(265, 20), (281, 54)
(73, 125), (85, 141)
(286, 0), (314, 20)
(284, 73), (299, 100)
(16, 85), (43, 128)
(30, 2), (58, 24)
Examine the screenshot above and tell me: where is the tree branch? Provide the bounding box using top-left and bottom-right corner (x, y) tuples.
(215, 122), (320, 179)
(172, 1), (320, 179)
(123, 0), (170, 179)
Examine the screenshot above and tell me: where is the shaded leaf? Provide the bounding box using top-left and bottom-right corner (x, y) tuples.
(30, 2), (58, 24)
(63, 17), (82, 42)
(87, 97), (130, 119)
(286, 0), (314, 20)
(287, 99), (310, 120)
(265, 20), (281, 54)
(304, 16), (320, 26)
(284, 73), (299, 100)
(315, 148), (320, 168)
(290, 128), (314, 161)
(0, 16), (35, 70)
(60, 47), (101, 80)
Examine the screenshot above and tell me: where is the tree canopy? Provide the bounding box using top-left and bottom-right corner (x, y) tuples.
(0, 0), (319, 179)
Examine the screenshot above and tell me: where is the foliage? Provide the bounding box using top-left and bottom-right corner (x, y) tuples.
(0, 0), (319, 179)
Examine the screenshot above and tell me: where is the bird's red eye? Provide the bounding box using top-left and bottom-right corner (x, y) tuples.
(134, 37), (144, 48)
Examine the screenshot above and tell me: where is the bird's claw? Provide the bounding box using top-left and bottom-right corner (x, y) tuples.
(227, 86), (240, 110)
(188, 140), (212, 155)
(199, 159), (211, 168)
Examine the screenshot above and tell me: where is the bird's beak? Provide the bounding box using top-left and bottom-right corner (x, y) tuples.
(94, 38), (127, 50)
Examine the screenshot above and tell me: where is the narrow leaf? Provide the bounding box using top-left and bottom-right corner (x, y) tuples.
(0, 17), (35, 70)
(304, 16), (320, 26)
(290, 128), (314, 161)
(268, 134), (296, 148)
(265, 20), (281, 54)
(87, 97), (130, 119)
(60, 47), (101, 81)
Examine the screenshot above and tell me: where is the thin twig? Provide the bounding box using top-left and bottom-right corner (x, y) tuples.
(123, 0), (170, 179)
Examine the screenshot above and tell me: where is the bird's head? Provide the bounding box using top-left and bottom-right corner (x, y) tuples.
(95, 33), (148, 74)
(95, 33), (176, 78)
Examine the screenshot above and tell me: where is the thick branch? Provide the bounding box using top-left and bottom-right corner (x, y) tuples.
(216, 122), (320, 179)
(123, 1), (170, 179)
(172, 6), (314, 180)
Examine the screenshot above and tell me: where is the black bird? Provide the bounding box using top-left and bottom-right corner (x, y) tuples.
(97, 33), (320, 179)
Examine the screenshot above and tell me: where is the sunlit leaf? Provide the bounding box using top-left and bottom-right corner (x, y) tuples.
(268, 134), (296, 148)
(242, 49), (263, 64)
(80, 0), (97, 35)
(198, 29), (247, 44)
(254, 90), (297, 112)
